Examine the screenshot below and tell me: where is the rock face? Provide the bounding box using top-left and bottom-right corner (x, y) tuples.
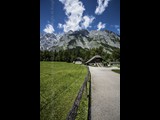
(40, 33), (58, 50)
(40, 29), (120, 52)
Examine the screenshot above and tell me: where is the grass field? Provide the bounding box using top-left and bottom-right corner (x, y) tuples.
(112, 69), (120, 74)
(40, 62), (88, 120)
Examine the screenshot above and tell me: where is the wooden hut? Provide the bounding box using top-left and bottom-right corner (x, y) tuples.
(73, 57), (83, 64)
(85, 55), (103, 66)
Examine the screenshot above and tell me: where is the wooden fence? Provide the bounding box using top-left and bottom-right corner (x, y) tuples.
(88, 67), (91, 120)
(66, 66), (91, 120)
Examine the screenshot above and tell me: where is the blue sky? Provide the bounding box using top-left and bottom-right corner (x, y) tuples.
(40, 0), (120, 35)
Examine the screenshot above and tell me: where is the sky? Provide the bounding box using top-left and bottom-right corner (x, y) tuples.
(40, 0), (120, 35)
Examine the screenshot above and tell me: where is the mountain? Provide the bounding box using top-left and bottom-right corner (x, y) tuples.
(40, 33), (58, 50)
(40, 29), (120, 53)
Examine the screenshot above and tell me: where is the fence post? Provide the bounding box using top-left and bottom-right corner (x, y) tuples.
(86, 67), (88, 97)
(86, 78), (88, 97)
(87, 66), (91, 120)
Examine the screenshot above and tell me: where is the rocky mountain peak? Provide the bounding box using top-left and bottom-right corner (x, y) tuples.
(40, 29), (120, 52)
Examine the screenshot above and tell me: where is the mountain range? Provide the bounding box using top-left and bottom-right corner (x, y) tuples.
(40, 29), (120, 53)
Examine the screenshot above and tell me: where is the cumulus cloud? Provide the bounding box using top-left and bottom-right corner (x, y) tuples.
(97, 22), (106, 30)
(59, 0), (85, 32)
(43, 24), (54, 33)
(59, 0), (65, 4)
(81, 16), (95, 29)
(114, 25), (120, 33)
(117, 28), (120, 33)
(58, 23), (63, 28)
(114, 25), (119, 28)
(95, 0), (110, 15)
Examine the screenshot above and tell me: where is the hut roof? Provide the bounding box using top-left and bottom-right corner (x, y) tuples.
(75, 57), (83, 61)
(86, 55), (102, 64)
(109, 62), (120, 64)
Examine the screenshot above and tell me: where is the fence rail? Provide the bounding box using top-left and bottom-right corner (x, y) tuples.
(88, 68), (91, 120)
(66, 66), (90, 120)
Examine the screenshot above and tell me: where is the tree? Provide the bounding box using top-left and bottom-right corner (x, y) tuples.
(40, 50), (44, 61)
(111, 49), (120, 61)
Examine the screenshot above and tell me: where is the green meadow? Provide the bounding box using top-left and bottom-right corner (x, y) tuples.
(40, 62), (88, 120)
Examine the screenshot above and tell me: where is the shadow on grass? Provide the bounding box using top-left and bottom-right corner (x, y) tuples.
(112, 69), (120, 74)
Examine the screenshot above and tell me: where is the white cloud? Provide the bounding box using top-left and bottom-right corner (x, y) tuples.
(81, 16), (95, 29)
(43, 24), (54, 33)
(114, 25), (120, 33)
(114, 25), (119, 28)
(97, 22), (106, 30)
(117, 28), (120, 33)
(58, 23), (63, 28)
(95, 0), (110, 15)
(59, 0), (85, 32)
(59, 0), (65, 4)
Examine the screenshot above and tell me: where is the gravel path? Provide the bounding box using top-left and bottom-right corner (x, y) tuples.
(89, 66), (120, 120)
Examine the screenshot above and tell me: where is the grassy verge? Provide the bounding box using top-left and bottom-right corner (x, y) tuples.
(75, 81), (89, 120)
(40, 62), (87, 120)
(112, 69), (120, 74)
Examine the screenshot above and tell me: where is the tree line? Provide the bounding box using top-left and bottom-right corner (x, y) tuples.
(40, 46), (120, 63)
